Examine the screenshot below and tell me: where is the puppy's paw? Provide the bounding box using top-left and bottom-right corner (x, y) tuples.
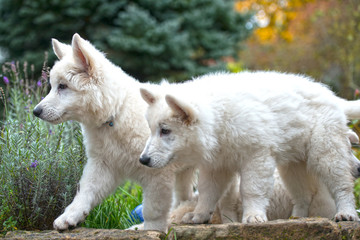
(53, 215), (75, 231)
(192, 212), (211, 224)
(127, 223), (144, 230)
(181, 212), (195, 224)
(243, 214), (267, 223)
(334, 211), (359, 222)
(53, 210), (88, 230)
(181, 212), (210, 224)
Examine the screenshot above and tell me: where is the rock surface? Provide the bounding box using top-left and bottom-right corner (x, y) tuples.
(4, 218), (360, 240)
(4, 228), (165, 240)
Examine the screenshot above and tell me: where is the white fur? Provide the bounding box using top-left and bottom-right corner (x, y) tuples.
(33, 34), (195, 232)
(140, 71), (360, 224)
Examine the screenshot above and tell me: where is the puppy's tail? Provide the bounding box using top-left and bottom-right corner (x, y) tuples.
(341, 99), (360, 119)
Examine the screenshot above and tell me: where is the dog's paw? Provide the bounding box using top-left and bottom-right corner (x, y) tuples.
(181, 212), (195, 223)
(127, 223), (144, 231)
(53, 215), (75, 231)
(243, 214), (267, 223)
(334, 211), (359, 222)
(181, 212), (210, 224)
(53, 210), (88, 230)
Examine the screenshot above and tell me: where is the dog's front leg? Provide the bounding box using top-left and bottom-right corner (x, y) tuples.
(173, 166), (196, 207)
(53, 158), (120, 230)
(240, 153), (275, 223)
(141, 172), (174, 232)
(181, 166), (236, 224)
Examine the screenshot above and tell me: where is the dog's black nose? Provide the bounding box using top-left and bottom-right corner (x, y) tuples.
(33, 107), (42, 117)
(139, 155), (151, 166)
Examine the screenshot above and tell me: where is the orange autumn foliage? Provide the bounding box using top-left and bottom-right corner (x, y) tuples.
(236, 0), (314, 43)
(236, 0), (360, 99)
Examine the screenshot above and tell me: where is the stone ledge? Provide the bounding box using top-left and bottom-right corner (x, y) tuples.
(4, 228), (165, 240)
(4, 218), (360, 240)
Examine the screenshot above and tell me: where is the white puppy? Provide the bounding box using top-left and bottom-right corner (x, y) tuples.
(139, 72), (360, 224)
(33, 34), (195, 232)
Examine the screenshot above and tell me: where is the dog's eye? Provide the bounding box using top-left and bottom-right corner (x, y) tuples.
(160, 128), (171, 136)
(58, 84), (68, 90)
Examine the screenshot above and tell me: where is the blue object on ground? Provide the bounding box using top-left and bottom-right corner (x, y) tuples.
(130, 204), (144, 223)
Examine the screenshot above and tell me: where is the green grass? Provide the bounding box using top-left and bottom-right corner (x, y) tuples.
(82, 182), (143, 229)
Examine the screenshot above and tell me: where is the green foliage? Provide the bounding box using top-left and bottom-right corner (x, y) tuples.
(227, 60), (245, 73)
(82, 182), (143, 229)
(346, 119), (360, 212)
(354, 178), (360, 210)
(0, 60), (85, 233)
(0, 0), (253, 82)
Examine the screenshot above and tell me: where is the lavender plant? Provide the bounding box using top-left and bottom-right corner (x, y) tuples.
(0, 58), (85, 232)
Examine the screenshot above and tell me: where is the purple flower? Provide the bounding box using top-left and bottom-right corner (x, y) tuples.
(3, 76), (9, 84)
(30, 160), (38, 168)
(37, 80), (42, 87)
(49, 129), (53, 135)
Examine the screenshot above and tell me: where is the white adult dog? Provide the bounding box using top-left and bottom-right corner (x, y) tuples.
(33, 34), (195, 232)
(139, 72), (360, 224)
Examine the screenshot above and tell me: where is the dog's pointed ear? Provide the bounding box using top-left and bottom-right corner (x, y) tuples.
(52, 38), (71, 60)
(165, 95), (196, 125)
(72, 33), (93, 71)
(140, 88), (158, 105)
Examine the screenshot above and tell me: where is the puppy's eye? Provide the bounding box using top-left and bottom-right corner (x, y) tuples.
(58, 84), (68, 90)
(160, 128), (171, 136)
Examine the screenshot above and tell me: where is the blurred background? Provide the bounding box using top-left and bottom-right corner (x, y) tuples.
(0, 0), (359, 98)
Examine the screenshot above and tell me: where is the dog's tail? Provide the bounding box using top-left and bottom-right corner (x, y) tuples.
(341, 99), (360, 119)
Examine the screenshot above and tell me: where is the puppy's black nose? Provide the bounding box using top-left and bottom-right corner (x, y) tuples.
(33, 107), (42, 117)
(139, 155), (151, 166)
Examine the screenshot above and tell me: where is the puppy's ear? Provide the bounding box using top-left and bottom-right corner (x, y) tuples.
(52, 38), (71, 60)
(140, 88), (158, 105)
(165, 95), (196, 125)
(72, 33), (94, 71)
